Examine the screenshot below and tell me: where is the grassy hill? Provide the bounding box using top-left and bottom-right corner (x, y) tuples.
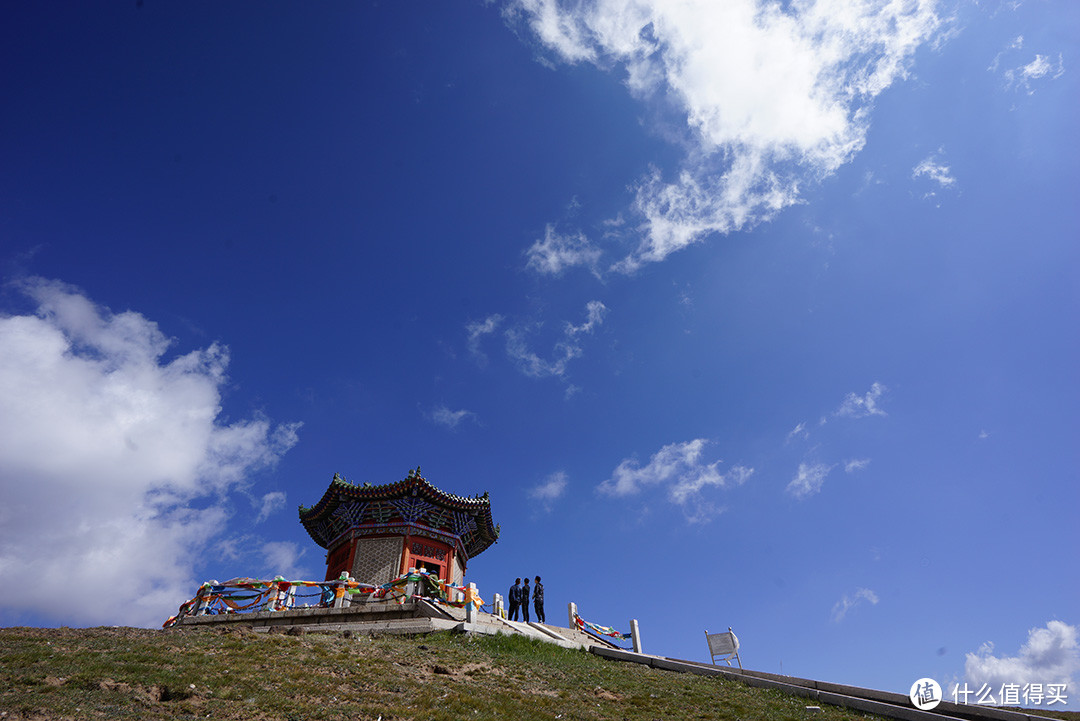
(0, 626), (1074, 721)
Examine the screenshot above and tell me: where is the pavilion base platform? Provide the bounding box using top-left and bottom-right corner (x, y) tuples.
(172, 600), (620, 651)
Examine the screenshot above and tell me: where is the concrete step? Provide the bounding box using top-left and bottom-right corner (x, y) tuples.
(497, 617), (551, 640)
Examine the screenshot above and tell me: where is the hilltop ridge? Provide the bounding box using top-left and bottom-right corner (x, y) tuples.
(0, 625), (856, 721)
(2, 627), (1077, 721)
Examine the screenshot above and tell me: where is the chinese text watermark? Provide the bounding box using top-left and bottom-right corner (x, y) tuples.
(910, 679), (1070, 709)
(952, 682), (1068, 707)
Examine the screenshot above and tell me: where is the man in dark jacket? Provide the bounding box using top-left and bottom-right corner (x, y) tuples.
(508, 578), (521, 620)
(521, 578), (531, 622)
(533, 576), (545, 623)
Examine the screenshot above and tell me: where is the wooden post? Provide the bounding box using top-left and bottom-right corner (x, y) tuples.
(285, 584), (297, 610)
(568, 601), (577, 629)
(333, 573), (349, 609)
(465, 582), (478, 623)
(494, 593), (504, 619)
(194, 583), (212, 616)
(343, 574), (354, 607)
(630, 619), (642, 654)
(266, 577), (287, 611)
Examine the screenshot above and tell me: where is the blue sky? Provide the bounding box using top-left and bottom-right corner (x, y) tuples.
(1, 0), (1077, 708)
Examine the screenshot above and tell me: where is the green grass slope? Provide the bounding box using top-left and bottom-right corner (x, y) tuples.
(0, 627), (1072, 721)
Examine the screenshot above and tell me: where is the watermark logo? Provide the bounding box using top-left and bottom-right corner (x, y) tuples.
(952, 682), (1068, 707)
(910, 678), (942, 710)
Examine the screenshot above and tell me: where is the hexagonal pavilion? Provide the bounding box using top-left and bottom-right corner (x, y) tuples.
(299, 468), (499, 585)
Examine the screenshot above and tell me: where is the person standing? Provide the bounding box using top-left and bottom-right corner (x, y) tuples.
(533, 575), (545, 623)
(521, 577), (531, 623)
(508, 578), (521, 621)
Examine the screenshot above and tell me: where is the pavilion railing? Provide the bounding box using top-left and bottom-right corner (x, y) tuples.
(163, 569), (483, 628)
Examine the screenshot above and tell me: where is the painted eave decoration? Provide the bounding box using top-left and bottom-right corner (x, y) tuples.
(298, 467), (500, 559)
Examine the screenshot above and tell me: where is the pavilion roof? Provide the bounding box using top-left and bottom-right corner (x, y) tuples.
(298, 468), (499, 559)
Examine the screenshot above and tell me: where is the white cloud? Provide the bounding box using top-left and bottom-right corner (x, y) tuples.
(1019, 54), (1064, 82)
(670, 463), (753, 505)
(913, 148), (957, 190)
(787, 461), (834, 499)
(506, 328), (582, 377)
(786, 422), (810, 443)
(505, 301), (607, 378)
(214, 536), (246, 562)
(989, 34), (1065, 96)
(599, 438), (707, 496)
(261, 541), (308, 580)
(506, 0), (601, 64)
(255, 491), (287, 523)
(599, 439), (753, 513)
(566, 300), (608, 336)
(526, 225), (603, 276)
(680, 501), (729, 525)
(965, 621), (1080, 692)
(831, 587), (879, 622)
(508, 0), (942, 272)
(835, 381), (888, 418)
(1003, 53), (1065, 94)
(428, 405), (479, 430)
(987, 35), (1023, 72)
(466, 314), (504, 365)
(528, 471), (569, 511)
(0, 278), (299, 627)
(844, 458), (870, 473)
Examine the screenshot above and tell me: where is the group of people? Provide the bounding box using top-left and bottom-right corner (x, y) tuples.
(507, 576), (544, 623)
